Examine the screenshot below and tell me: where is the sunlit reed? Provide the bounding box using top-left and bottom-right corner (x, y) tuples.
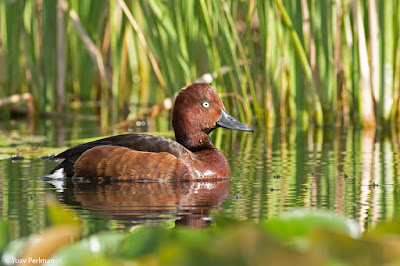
(0, 0), (399, 129)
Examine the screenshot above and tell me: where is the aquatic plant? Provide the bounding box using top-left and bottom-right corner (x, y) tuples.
(0, 0), (399, 128)
(2, 201), (400, 265)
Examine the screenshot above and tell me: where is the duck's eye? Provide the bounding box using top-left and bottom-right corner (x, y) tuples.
(202, 101), (210, 108)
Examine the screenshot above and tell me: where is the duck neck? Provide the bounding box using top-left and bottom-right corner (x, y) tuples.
(175, 129), (215, 152)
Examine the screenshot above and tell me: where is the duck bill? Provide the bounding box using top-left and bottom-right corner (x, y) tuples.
(217, 109), (254, 132)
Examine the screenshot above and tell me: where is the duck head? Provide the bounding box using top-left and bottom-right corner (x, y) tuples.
(172, 83), (253, 151)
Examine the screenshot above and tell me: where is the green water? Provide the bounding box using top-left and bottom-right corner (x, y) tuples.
(1, 118), (399, 241)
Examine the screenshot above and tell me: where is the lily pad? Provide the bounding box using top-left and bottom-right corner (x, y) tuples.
(0, 134), (46, 147)
(0, 146), (67, 159)
(0, 154), (10, 160)
(263, 209), (361, 245)
(47, 233), (125, 266)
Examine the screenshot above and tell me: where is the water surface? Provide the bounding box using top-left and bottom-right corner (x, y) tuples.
(1, 120), (399, 240)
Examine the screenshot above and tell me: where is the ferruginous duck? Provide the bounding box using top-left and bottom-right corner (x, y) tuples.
(50, 83), (253, 181)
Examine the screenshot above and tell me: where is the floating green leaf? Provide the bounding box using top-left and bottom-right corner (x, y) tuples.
(264, 209), (361, 244)
(48, 233), (125, 266)
(115, 226), (168, 260)
(45, 195), (81, 226)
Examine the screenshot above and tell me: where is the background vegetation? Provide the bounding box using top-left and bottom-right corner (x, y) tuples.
(0, 0), (399, 129)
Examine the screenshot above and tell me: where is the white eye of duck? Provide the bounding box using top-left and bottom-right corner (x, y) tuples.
(202, 101), (210, 108)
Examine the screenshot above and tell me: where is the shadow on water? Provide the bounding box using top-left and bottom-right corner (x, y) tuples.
(2, 117), (400, 239)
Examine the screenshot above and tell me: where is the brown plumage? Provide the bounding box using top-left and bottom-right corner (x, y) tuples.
(73, 146), (190, 181)
(50, 83), (253, 181)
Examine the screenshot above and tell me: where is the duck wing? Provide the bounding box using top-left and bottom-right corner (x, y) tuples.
(50, 134), (191, 176)
(55, 134), (190, 159)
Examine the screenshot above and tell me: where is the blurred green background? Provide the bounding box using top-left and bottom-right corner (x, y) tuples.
(1, 0), (399, 130)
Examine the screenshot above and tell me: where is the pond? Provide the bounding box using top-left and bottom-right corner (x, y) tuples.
(1, 117), (399, 242)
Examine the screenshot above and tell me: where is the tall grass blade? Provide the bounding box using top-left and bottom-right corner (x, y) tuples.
(354, 0), (375, 128)
(380, 0), (395, 125)
(56, 0), (66, 113)
(0, 0), (25, 121)
(274, 0), (323, 126)
(42, 0), (57, 112)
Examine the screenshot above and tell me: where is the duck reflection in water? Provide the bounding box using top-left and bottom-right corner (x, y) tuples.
(60, 179), (231, 229)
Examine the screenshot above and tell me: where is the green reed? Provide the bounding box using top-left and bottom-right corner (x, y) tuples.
(0, 0), (399, 129)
